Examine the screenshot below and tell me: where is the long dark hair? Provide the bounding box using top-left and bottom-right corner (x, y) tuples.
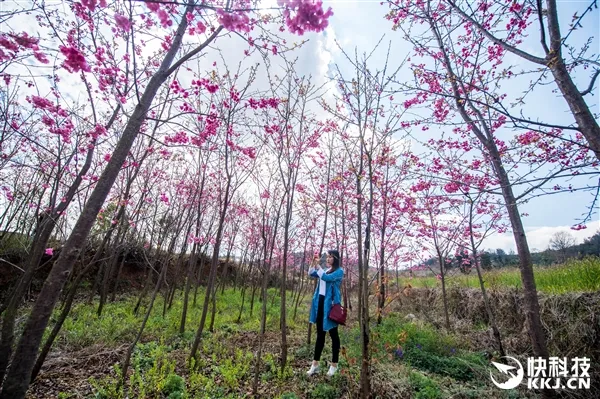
(326, 249), (340, 273)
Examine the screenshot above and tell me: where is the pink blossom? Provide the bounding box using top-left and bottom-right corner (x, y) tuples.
(217, 9), (251, 33)
(30, 95), (53, 110)
(571, 224), (587, 231)
(0, 36), (18, 52)
(81, 0), (98, 12)
(159, 192), (169, 204)
(157, 9), (172, 28)
(443, 182), (460, 193)
(33, 51), (49, 64)
(45, 248), (53, 256)
(12, 32), (39, 50)
(114, 13), (132, 31)
(59, 45), (91, 73)
(279, 0), (333, 35)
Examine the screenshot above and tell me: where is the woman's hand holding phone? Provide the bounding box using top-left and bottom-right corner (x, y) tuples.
(311, 253), (320, 269)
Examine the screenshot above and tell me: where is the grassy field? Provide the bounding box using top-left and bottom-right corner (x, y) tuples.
(26, 258), (600, 398)
(402, 257), (600, 294)
(31, 286), (532, 399)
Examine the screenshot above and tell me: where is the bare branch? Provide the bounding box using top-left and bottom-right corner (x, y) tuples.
(446, 0), (547, 65)
(536, 0), (550, 54)
(580, 68), (600, 96)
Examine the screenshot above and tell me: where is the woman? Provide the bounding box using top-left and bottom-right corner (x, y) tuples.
(306, 249), (344, 377)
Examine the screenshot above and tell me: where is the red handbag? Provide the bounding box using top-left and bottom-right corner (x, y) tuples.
(328, 303), (347, 325)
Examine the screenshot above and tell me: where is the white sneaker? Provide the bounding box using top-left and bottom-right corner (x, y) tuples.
(326, 365), (338, 376)
(307, 364), (320, 376)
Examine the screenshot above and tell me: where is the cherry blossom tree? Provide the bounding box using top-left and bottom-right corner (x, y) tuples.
(322, 41), (407, 398)
(384, 0), (597, 370)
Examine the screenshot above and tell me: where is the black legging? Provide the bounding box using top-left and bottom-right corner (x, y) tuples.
(314, 295), (340, 363)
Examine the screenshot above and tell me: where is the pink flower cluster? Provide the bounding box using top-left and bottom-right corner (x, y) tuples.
(81, 0), (107, 12)
(217, 9), (251, 33)
(0, 32), (48, 64)
(191, 113), (220, 147)
(114, 13), (132, 32)
(410, 180), (433, 192)
(29, 96), (63, 115)
(443, 182), (460, 193)
(188, 234), (203, 244)
(279, 0), (333, 35)
(87, 124), (107, 140)
(247, 97), (280, 109)
(48, 119), (75, 143)
(28, 95), (74, 142)
(59, 45), (91, 73)
(264, 124), (280, 136)
(165, 131), (190, 145)
(143, 1), (173, 28)
(192, 78), (219, 94)
(1, 186), (14, 202)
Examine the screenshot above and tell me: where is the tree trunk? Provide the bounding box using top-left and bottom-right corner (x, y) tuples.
(357, 162), (371, 398)
(189, 177), (232, 360)
(209, 283), (217, 332)
(252, 258), (272, 395)
(429, 15), (550, 362)
(0, 218), (55, 382)
(544, 0), (600, 161)
(494, 156), (548, 358)
(121, 259), (169, 391)
(133, 258), (156, 317)
(437, 254), (451, 330)
(180, 243), (197, 334)
(249, 279), (257, 317)
(30, 258), (97, 382)
(110, 248), (129, 302)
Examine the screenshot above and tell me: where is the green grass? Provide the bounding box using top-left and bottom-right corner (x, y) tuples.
(49, 287), (293, 351)
(405, 257), (600, 294)
(44, 285), (524, 398)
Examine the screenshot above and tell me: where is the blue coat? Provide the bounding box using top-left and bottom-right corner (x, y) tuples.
(309, 267), (344, 331)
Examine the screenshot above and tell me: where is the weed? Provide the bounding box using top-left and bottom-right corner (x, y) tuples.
(89, 365), (124, 399)
(307, 382), (339, 399)
(408, 371), (442, 399)
(162, 373), (186, 399)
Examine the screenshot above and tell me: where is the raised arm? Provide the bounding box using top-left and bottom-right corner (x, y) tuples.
(308, 253), (321, 278)
(317, 268), (343, 282)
